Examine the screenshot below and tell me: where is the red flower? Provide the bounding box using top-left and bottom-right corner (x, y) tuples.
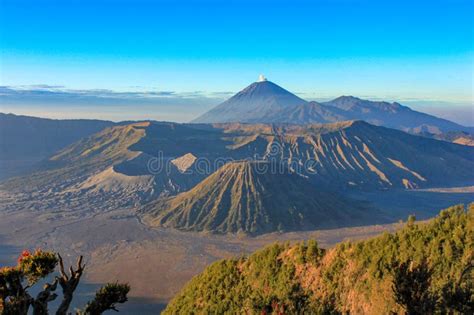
(17, 250), (31, 264)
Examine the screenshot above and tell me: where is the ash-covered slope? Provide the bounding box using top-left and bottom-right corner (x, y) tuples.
(3, 122), (150, 193)
(140, 161), (375, 235)
(0, 122), (205, 213)
(211, 120), (474, 190)
(2, 120), (473, 215)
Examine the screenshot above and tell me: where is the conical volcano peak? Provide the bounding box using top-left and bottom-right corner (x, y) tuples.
(237, 79), (300, 98)
(140, 160), (374, 234)
(191, 79), (307, 123)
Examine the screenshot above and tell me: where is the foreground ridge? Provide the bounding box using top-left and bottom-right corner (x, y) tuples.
(164, 204), (474, 314)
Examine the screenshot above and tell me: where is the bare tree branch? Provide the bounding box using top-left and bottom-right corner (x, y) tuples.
(56, 254), (85, 315)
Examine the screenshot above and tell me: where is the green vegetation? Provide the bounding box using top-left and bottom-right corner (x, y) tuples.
(82, 283), (131, 314)
(0, 250), (130, 315)
(164, 204), (473, 314)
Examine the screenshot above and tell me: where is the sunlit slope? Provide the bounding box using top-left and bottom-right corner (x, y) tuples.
(3, 122), (149, 191)
(163, 204), (473, 314)
(0, 122), (203, 211)
(1, 120), (472, 213)
(0, 122), (222, 213)
(216, 121), (474, 189)
(140, 161), (377, 234)
(6, 120), (473, 193)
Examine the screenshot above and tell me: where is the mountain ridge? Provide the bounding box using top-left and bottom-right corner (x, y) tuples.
(192, 79), (472, 133)
(323, 96), (471, 134)
(1, 120), (473, 218)
(0, 113), (115, 180)
(162, 204), (473, 313)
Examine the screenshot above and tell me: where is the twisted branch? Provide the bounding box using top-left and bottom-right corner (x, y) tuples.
(55, 254), (85, 315)
(32, 279), (58, 315)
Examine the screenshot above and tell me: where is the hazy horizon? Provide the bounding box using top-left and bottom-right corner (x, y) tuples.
(1, 81), (473, 125)
(1, 0), (473, 125)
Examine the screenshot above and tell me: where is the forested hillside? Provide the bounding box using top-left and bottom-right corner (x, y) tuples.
(164, 204), (473, 314)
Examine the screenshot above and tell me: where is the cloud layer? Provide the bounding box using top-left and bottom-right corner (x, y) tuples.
(0, 85), (229, 122)
(1, 85), (472, 126)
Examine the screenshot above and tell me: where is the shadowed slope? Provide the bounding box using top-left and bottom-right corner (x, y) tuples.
(0, 113), (114, 180)
(323, 96), (472, 133)
(268, 101), (346, 124)
(140, 161), (376, 235)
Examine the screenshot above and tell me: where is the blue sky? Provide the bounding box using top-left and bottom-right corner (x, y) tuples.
(0, 0), (473, 123)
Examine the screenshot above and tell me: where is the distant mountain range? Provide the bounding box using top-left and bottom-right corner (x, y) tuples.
(192, 79), (472, 134)
(1, 78), (471, 181)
